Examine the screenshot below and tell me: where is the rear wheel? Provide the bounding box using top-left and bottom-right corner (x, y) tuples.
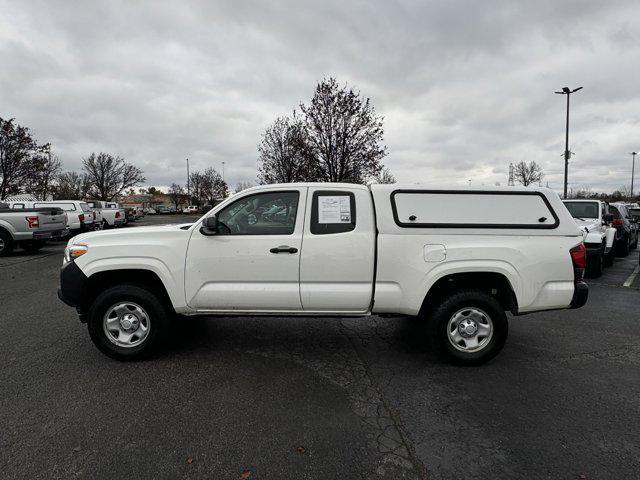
(586, 247), (604, 278)
(617, 235), (630, 257)
(87, 284), (171, 360)
(426, 290), (508, 366)
(0, 230), (14, 257)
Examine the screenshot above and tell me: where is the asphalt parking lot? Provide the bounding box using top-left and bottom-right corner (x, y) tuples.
(1, 215), (639, 480)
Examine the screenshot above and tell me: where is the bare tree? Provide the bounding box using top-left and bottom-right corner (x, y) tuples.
(52, 172), (92, 200)
(235, 181), (254, 193)
(23, 144), (62, 200)
(201, 167), (228, 205)
(0, 117), (39, 199)
(370, 167), (396, 184)
(618, 184), (633, 200)
(189, 171), (205, 205)
(300, 77), (386, 183)
(82, 152), (145, 200)
(257, 115), (309, 184)
(168, 183), (184, 210)
(513, 161), (544, 186)
(568, 186), (593, 199)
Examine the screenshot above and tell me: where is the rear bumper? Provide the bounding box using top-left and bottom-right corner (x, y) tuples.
(33, 228), (67, 240)
(58, 261), (88, 309)
(570, 282), (588, 309)
(584, 243), (602, 257)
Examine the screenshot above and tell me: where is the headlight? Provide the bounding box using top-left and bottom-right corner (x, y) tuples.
(64, 245), (88, 263)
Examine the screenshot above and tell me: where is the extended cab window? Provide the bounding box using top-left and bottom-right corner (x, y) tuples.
(217, 191), (299, 235)
(310, 191), (356, 234)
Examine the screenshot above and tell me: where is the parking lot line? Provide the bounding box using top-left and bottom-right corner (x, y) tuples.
(623, 265), (640, 288)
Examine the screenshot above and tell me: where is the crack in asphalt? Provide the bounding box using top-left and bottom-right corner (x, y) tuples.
(231, 318), (425, 479)
(342, 322), (429, 480)
(0, 250), (62, 268)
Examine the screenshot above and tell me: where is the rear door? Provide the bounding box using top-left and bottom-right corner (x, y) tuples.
(299, 187), (376, 313)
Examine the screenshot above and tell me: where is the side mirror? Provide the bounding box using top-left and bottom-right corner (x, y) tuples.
(603, 213), (614, 224)
(200, 215), (218, 236)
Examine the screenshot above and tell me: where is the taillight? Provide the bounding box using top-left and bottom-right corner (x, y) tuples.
(570, 243), (586, 283)
(26, 216), (39, 228)
(79, 214), (85, 222)
(115, 211), (120, 218)
(612, 218), (623, 226)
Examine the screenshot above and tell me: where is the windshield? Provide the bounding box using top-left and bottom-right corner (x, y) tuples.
(563, 201), (598, 219)
(80, 203), (92, 212)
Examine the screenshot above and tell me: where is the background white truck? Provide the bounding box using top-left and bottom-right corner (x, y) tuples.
(58, 184), (588, 365)
(0, 203), (67, 256)
(9, 200), (95, 234)
(562, 199), (617, 276)
(87, 201), (124, 229)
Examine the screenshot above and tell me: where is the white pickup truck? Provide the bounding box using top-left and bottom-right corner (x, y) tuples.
(58, 183), (588, 365)
(562, 199), (616, 277)
(87, 200), (124, 229)
(0, 203), (68, 256)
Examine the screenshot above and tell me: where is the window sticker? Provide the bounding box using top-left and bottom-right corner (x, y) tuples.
(318, 195), (351, 224)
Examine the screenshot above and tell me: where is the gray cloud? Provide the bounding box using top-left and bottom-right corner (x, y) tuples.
(1, 0), (639, 192)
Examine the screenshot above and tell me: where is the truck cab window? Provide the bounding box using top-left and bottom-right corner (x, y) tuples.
(216, 191), (299, 235)
(310, 191), (356, 234)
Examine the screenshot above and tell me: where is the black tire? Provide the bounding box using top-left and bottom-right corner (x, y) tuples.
(425, 290), (508, 366)
(20, 240), (45, 252)
(87, 284), (171, 360)
(631, 235), (638, 250)
(604, 249), (614, 267)
(586, 248), (604, 278)
(0, 229), (14, 257)
(617, 235), (630, 257)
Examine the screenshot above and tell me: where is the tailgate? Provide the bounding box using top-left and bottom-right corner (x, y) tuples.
(37, 211), (66, 230)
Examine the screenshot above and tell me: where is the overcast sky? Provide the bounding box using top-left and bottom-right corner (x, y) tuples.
(1, 0), (639, 193)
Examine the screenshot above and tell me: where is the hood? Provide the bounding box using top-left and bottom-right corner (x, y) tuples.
(71, 223), (192, 245)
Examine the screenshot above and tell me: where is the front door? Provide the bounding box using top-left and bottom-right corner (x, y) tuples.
(185, 188), (306, 312)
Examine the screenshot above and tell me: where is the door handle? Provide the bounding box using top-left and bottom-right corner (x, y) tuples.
(270, 245), (298, 254)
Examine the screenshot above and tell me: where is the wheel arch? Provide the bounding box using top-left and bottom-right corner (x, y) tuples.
(85, 269), (175, 314)
(420, 271), (519, 316)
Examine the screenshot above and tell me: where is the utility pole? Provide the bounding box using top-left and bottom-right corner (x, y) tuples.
(222, 161), (225, 183)
(631, 152), (637, 198)
(554, 86), (583, 199)
(186, 158), (190, 197)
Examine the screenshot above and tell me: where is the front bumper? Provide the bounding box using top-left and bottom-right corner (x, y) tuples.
(570, 281), (588, 309)
(57, 261), (88, 309)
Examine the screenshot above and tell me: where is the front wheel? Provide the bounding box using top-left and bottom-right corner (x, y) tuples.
(426, 290), (508, 366)
(87, 284), (171, 360)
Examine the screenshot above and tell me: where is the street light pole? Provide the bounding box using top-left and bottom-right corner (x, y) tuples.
(631, 152), (637, 198)
(186, 158), (190, 197)
(554, 86), (583, 199)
